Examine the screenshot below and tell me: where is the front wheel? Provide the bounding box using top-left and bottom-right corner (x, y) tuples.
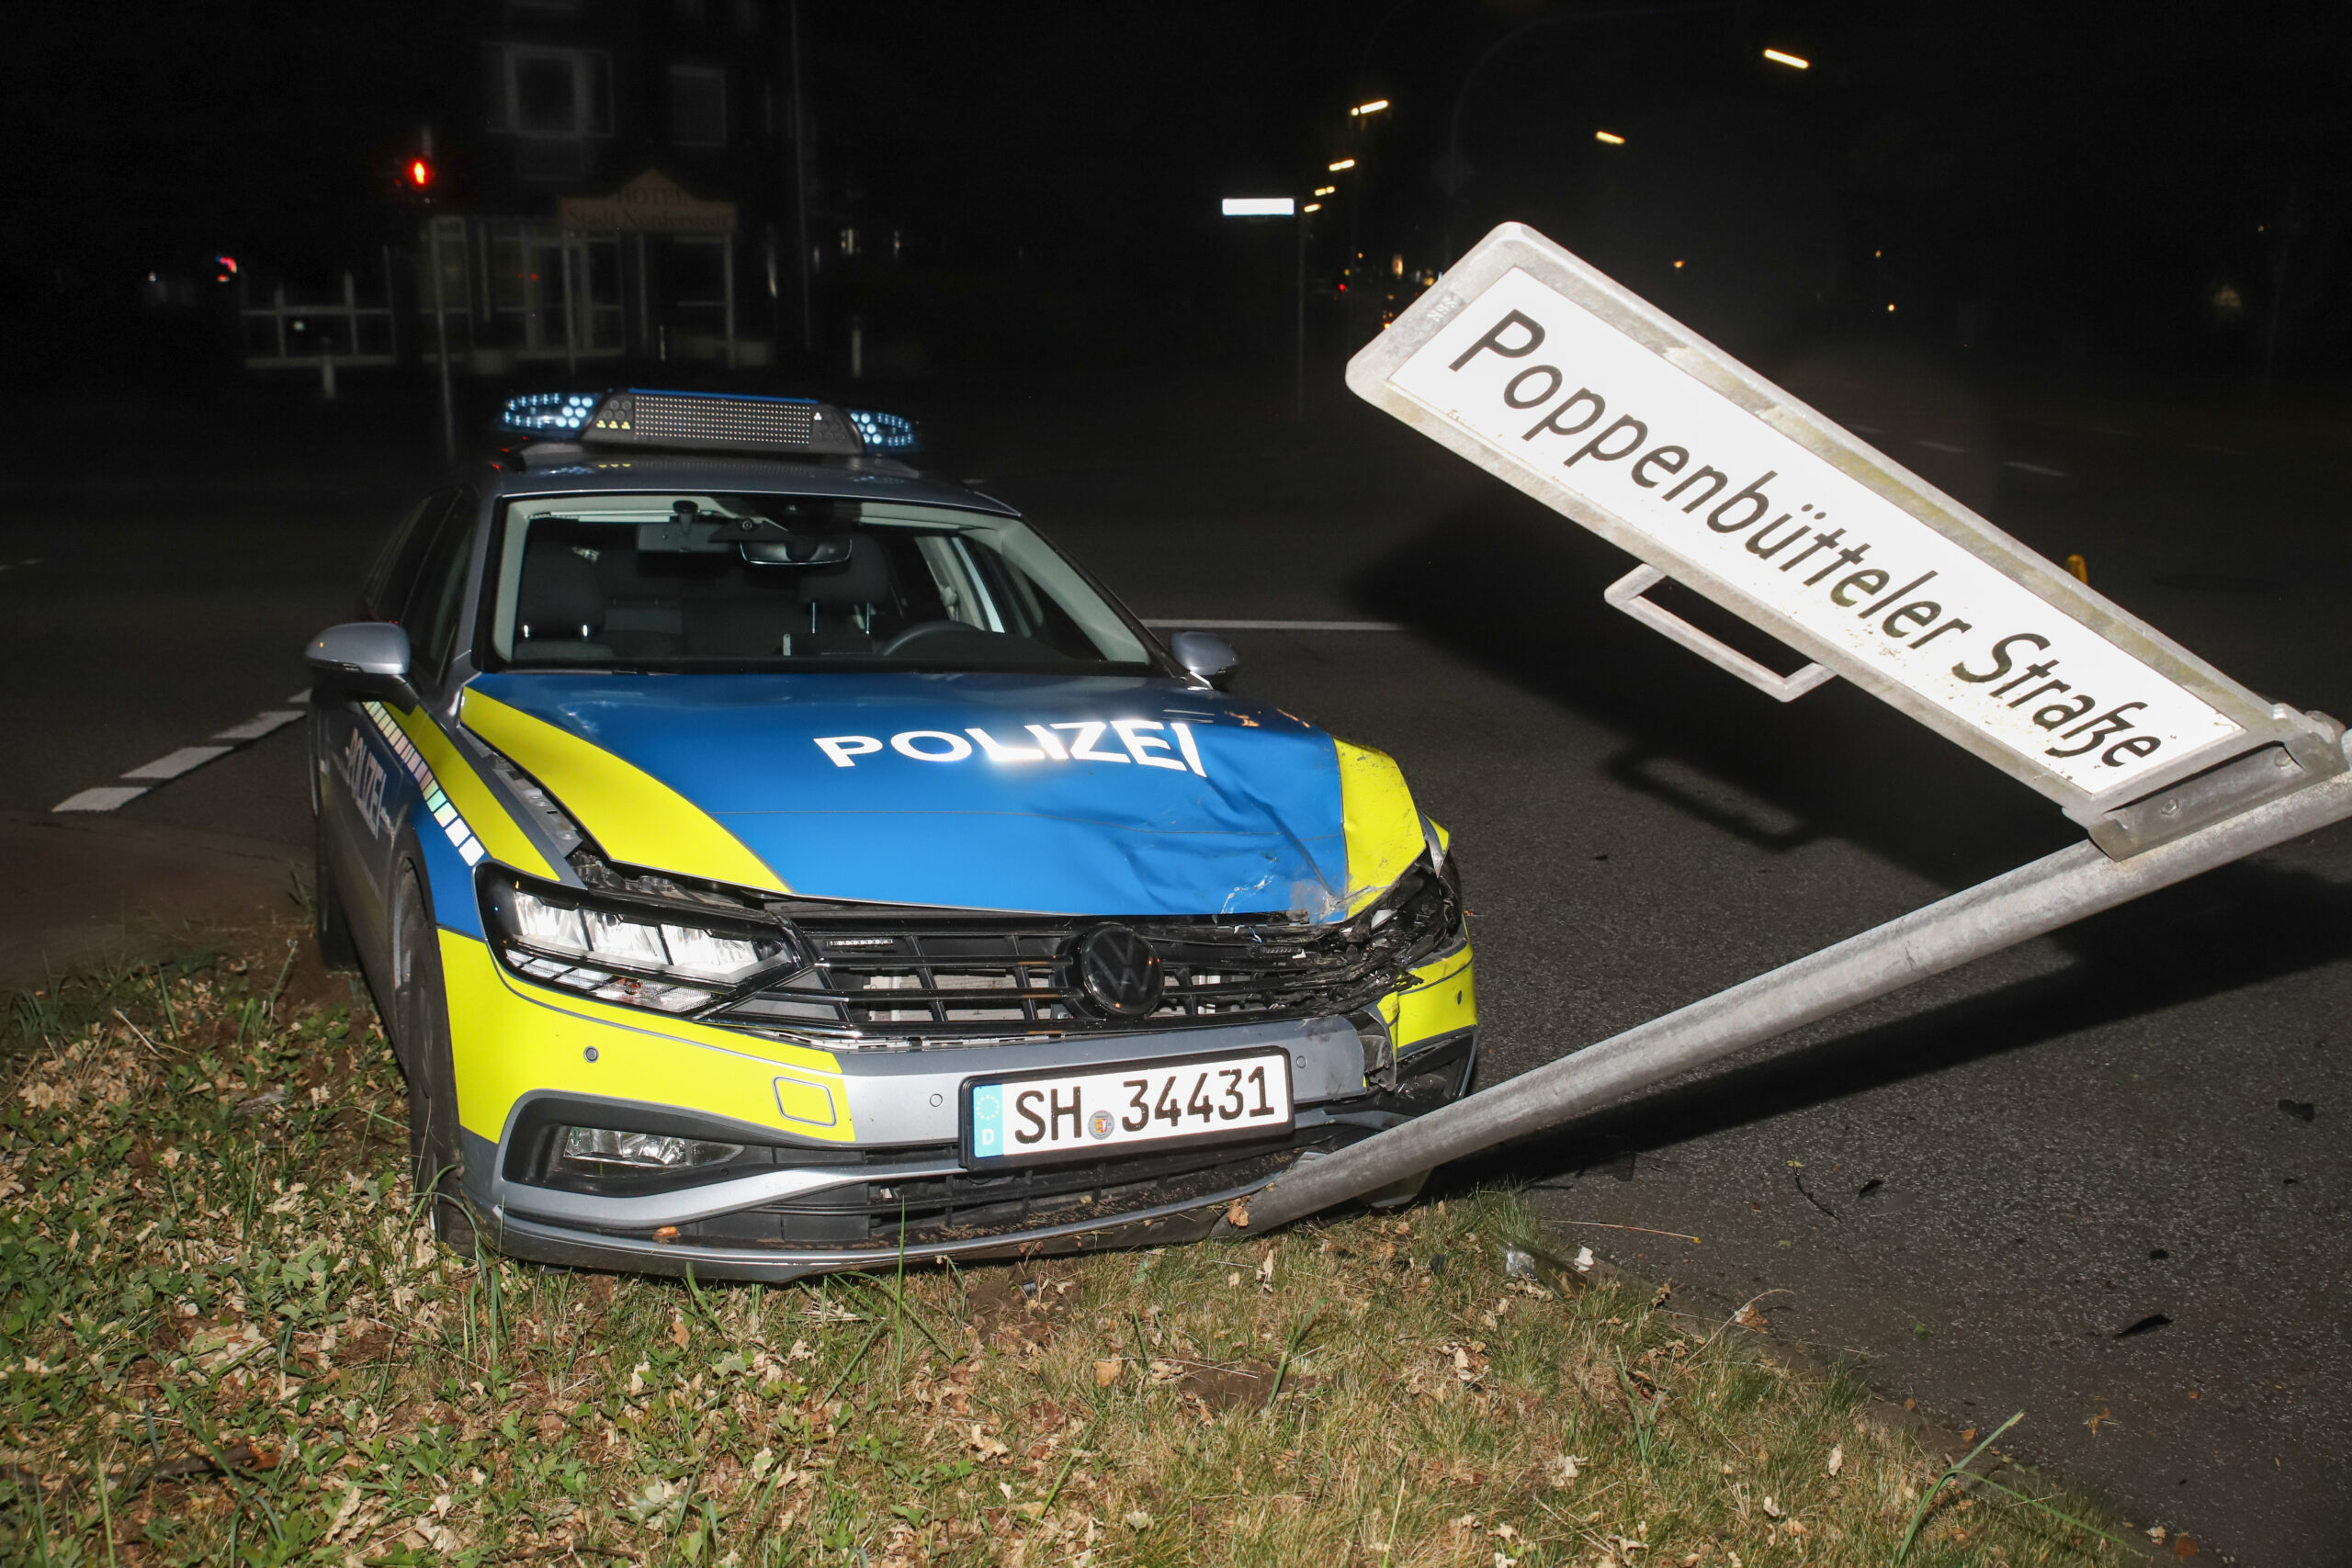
(392, 865), (476, 1257)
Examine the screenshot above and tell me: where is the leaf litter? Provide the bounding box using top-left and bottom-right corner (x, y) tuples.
(0, 919), (2133, 1564)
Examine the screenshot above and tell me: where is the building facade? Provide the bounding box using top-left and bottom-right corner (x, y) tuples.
(415, 0), (808, 376)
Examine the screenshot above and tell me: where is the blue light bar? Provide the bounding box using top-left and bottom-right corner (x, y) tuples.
(846, 408), (924, 454)
(499, 391), (603, 436)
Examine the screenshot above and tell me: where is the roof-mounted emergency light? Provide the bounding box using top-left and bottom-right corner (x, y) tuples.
(495, 389), (922, 457)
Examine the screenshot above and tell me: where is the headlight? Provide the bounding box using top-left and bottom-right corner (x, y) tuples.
(1348, 854), (1464, 962)
(481, 871), (797, 1014)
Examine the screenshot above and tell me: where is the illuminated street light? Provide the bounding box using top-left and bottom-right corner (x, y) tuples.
(1221, 197), (1296, 217)
(1672, 259), (1685, 269)
(1303, 202), (1322, 212)
(1762, 47), (1810, 69)
(1593, 130), (1625, 146)
(1350, 98), (1391, 117)
(1329, 158), (1357, 172)
(1314, 185), (1337, 197)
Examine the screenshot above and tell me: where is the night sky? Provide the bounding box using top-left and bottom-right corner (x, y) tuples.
(6, 1), (2347, 380)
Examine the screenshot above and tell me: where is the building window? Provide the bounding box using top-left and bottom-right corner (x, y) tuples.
(488, 46), (613, 138)
(733, 0), (762, 31)
(670, 65), (727, 147)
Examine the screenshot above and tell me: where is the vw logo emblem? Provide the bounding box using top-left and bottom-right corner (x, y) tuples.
(1074, 923), (1163, 1020)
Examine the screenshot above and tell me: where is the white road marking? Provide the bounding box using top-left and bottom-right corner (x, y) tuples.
(50, 703), (311, 812)
(1915, 439), (1968, 454)
(212, 710), (303, 742)
(1142, 618), (1404, 631)
(2004, 460), (2069, 479)
(122, 746), (235, 781)
(53, 786), (152, 813)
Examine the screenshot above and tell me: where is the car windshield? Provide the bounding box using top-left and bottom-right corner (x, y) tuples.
(481, 493), (1152, 672)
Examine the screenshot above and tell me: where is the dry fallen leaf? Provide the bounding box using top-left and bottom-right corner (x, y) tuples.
(1092, 1358), (1122, 1387)
(1826, 1444), (1844, 1476)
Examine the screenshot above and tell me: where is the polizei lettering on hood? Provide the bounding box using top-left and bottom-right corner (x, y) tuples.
(814, 719), (1210, 775)
(1384, 265), (2245, 796)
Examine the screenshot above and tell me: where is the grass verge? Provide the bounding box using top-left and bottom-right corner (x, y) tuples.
(1, 922), (2140, 1566)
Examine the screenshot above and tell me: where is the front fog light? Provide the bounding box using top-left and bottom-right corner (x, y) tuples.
(558, 1126), (743, 1172)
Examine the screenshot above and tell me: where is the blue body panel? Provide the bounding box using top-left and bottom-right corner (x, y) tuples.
(468, 672), (1352, 917)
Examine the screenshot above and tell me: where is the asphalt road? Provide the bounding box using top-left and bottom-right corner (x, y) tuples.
(2, 356), (2346, 1562)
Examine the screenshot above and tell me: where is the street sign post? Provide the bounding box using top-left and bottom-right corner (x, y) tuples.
(1345, 224), (2341, 852)
(1226, 221), (2352, 1232)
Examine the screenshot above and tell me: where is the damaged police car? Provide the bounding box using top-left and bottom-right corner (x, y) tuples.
(306, 388), (1476, 1280)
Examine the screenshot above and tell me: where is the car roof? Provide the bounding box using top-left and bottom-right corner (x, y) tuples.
(466, 451), (1022, 518)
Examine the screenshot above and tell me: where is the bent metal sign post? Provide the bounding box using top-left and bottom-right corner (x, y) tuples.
(1351, 223), (2333, 827)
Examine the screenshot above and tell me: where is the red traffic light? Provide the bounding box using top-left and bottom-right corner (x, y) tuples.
(408, 158), (432, 189)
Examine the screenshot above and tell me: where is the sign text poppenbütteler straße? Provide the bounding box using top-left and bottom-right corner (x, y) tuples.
(1363, 240), (2265, 805)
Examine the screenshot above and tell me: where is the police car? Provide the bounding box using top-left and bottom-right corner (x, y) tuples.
(305, 387), (1476, 1280)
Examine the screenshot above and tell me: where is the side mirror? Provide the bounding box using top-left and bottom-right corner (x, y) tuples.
(306, 622), (414, 700)
(1168, 630), (1240, 689)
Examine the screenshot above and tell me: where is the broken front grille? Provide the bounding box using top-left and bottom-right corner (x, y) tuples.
(715, 914), (1401, 1044)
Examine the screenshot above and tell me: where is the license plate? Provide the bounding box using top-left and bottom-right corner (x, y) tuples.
(963, 1049), (1294, 1168)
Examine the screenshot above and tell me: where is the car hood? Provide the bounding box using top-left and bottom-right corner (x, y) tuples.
(459, 671), (1426, 918)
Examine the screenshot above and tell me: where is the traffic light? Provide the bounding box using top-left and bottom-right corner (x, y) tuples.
(408, 157), (433, 191)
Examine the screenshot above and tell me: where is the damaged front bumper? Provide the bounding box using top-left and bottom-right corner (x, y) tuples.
(447, 941), (1476, 1281)
(439, 840), (1477, 1280)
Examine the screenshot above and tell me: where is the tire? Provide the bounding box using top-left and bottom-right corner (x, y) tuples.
(313, 815), (360, 971)
(392, 864), (478, 1258)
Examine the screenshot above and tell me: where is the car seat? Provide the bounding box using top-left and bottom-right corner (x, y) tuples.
(684, 536), (899, 657)
(514, 547), (613, 663)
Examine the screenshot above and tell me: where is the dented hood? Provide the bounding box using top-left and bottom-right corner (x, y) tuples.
(460, 671), (1425, 918)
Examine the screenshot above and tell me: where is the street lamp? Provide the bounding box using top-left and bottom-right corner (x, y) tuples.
(1328, 158), (1357, 172)
(1349, 98), (1391, 117)
(1762, 47), (1810, 69)
(1220, 197), (1310, 422)
(1593, 130), (1626, 145)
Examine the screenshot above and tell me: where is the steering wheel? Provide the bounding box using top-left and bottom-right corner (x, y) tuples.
(877, 619), (978, 656)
